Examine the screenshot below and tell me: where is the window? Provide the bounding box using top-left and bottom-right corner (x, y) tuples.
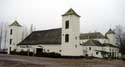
(10, 29), (12, 35)
(75, 36), (77, 40)
(65, 34), (69, 42)
(96, 52), (99, 55)
(59, 50), (62, 52)
(65, 20), (69, 29)
(10, 39), (12, 45)
(47, 49), (49, 52)
(89, 47), (91, 50)
(75, 45), (77, 48)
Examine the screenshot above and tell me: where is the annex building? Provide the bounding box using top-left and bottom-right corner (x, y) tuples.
(8, 8), (121, 58)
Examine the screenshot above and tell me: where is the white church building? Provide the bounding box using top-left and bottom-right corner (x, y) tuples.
(8, 8), (121, 58)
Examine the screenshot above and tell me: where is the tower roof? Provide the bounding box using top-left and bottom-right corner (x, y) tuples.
(9, 20), (22, 27)
(106, 28), (115, 34)
(62, 8), (80, 17)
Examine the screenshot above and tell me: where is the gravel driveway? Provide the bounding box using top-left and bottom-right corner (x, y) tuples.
(0, 54), (125, 67)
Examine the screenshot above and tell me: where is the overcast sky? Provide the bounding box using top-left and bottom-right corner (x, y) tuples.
(0, 0), (125, 33)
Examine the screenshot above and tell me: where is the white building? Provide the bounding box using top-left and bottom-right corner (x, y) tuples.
(8, 8), (121, 58)
(8, 20), (23, 54)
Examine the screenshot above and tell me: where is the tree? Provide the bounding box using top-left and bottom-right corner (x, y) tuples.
(0, 22), (3, 50)
(114, 25), (124, 55)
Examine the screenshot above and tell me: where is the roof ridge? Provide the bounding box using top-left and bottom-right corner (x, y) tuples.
(62, 8), (80, 17)
(106, 28), (115, 34)
(33, 28), (61, 32)
(9, 20), (22, 27)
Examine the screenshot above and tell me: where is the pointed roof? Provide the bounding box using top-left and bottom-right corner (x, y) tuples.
(9, 20), (22, 27)
(62, 8), (80, 17)
(106, 28), (115, 34)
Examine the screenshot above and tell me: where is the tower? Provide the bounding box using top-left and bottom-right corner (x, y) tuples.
(8, 20), (23, 54)
(106, 28), (117, 46)
(61, 8), (83, 56)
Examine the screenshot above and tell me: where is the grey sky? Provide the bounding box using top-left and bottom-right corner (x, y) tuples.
(0, 0), (125, 33)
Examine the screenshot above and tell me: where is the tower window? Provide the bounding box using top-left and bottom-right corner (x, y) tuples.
(10, 29), (12, 35)
(96, 52), (99, 55)
(89, 47), (91, 50)
(75, 36), (77, 40)
(47, 49), (49, 52)
(65, 34), (69, 42)
(75, 45), (77, 48)
(59, 50), (62, 52)
(10, 39), (12, 45)
(65, 20), (69, 29)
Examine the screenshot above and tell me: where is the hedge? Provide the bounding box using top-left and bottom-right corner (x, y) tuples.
(10, 50), (61, 58)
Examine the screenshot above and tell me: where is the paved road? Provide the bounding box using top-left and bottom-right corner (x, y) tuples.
(0, 54), (125, 67)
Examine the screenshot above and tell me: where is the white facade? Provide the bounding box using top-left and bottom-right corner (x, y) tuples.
(82, 45), (120, 58)
(61, 12), (82, 56)
(17, 44), (61, 54)
(8, 22), (23, 54)
(82, 46), (103, 58)
(106, 34), (117, 46)
(7, 8), (121, 58)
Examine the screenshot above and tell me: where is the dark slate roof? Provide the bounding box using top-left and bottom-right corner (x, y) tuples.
(106, 28), (115, 34)
(80, 32), (106, 39)
(81, 40), (103, 46)
(18, 28), (61, 45)
(62, 8), (80, 17)
(9, 20), (22, 27)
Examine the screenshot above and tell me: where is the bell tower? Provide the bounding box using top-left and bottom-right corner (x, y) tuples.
(106, 28), (117, 46)
(8, 20), (23, 54)
(61, 8), (83, 56)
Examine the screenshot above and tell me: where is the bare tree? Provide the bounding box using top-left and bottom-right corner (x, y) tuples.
(30, 24), (33, 33)
(0, 22), (3, 50)
(3, 23), (8, 50)
(114, 25), (123, 54)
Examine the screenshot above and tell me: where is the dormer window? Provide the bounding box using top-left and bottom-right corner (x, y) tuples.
(65, 20), (69, 29)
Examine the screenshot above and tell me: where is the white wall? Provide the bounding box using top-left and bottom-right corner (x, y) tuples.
(107, 34), (117, 46)
(17, 44), (61, 54)
(8, 26), (23, 54)
(82, 46), (103, 58)
(61, 15), (83, 56)
(82, 45), (121, 58)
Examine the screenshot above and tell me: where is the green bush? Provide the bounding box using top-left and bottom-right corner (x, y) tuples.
(10, 49), (17, 55)
(11, 50), (61, 58)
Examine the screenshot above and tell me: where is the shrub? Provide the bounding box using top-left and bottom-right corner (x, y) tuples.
(35, 52), (61, 58)
(10, 49), (17, 55)
(11, 50), (34, 56)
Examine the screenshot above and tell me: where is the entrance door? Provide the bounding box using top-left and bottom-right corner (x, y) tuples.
(36, 48), (43, 54)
